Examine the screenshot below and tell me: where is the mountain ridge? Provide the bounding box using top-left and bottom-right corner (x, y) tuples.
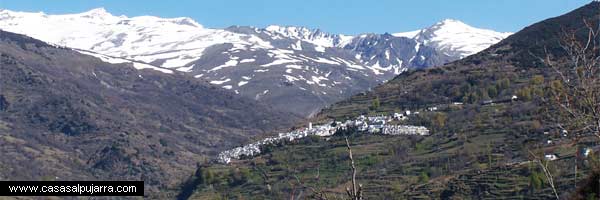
(0, 8), (511, 117)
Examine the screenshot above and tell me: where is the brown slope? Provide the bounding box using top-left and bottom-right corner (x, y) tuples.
(0, 30), (300, 197)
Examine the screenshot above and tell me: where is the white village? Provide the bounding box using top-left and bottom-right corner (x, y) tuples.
(217, 111), (430, 164)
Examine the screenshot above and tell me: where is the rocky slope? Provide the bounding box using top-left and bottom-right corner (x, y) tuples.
(0, 8), (511, 116)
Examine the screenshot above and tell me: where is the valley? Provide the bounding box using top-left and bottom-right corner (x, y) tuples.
(0, 1), (597, 199)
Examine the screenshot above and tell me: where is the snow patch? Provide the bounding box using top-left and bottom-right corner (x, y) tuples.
(176, 64), (195, 72)
(239, 58), (255, 63)
(311, 76), (328, 87)
(291, 40), (302, 50)
(314, 46), (325, 52)
(209, 58), (238, 72)
(210, 78), (231, 85)
(283, 75), (299, 82)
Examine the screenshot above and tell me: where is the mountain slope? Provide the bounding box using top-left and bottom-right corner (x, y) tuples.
(311, 1), (600, 198)
(319, 1), (600, 119)
(185, 2), (600, 199)
(0, 8), (510, 116)
(0, 30), (299, 198)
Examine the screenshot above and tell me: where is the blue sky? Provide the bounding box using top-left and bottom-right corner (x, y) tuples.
(0, 0), (591, 35)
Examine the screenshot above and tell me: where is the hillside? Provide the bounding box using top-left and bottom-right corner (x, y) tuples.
(0, 30), (299, 198)
(317, 0), (600, 119)
(183, 2), (600, 199)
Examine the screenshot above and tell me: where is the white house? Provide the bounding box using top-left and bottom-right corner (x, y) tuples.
(584, 148), (593, 157)
(544, 154), (558, 161)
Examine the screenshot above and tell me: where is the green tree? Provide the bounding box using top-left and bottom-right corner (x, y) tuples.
(449, 86), (462, 99)
(549, 80), (564, 95)
(228, 168), (250, 186)
(486, 143), (493, 167)
(461, 83), (471, 92)
(498, 78), (511, 90)
(462, 92), (479, 104)
(418, 171), (429, 183)
(532, 87), (544, 98)
(479, 88), (490, 100)
(487, 85), (499, 98)
(432, 112), (448, 131)
(194, 166), (205, 185)
(517, 87), (533, 101)
(203, 168), (215, 185)
(531, 75), (545, 85)
(370, 97), (381, 110)
(529, 171), (544, 190)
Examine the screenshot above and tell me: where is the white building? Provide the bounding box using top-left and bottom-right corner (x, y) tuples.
(584, 148), (593, 157)
(216, 112), (431, 164)
(544, 154), (558, 161)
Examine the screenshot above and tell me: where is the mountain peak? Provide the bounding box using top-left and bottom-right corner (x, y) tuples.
(263, 25), (345, 47)
(80, 7), (112, 17)
(391, 19), (474, 39)
(411, 19), (512, 58)
(265, 25), (319, 35)
(438, 18), (466, 24)
(429, 19), (473, 31)
(169, 17), (203, 28)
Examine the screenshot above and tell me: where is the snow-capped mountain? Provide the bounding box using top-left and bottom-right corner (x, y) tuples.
(0, 8), (273, 70)
(0, 8), (511, 116)
(394, 19), (513, 58)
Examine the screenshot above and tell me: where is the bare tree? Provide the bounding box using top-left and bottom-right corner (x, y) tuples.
(541, 18), (600, 199)
(544, 18), (600, 140)
(290, 136), (365, 200)
(344, 137), (363, 200)
(529, 150), (560, 199)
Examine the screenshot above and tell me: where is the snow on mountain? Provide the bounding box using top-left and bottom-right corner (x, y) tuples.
(394, 19), (512, 58)
(0, 8), (511, 116)
(263, 25), (354, 49)
(0, 7), (272, 71)
(392, 30), (421, 38)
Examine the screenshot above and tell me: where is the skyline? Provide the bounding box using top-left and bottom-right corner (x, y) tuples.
(0, 0), (591, 35)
